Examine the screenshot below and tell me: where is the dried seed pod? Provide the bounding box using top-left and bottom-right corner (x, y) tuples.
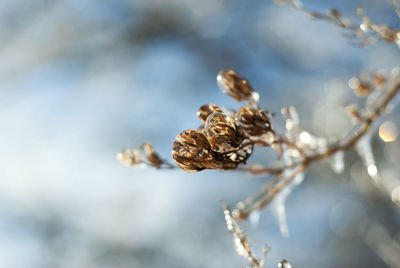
(221, 160), (239, 170)
(373, 73), (386, 86)
(327, 8), (341, 19)
(197, 103), (223, 123)
(142, 142), (164, 168)
(345, 104), (361, 122)
(278, 259), (292, 268)
(355, 82), (371, 97)
(348, 77), (371, 97)
(309, 12), (322, 19)
(235, 106), (272, 137)
(117, 148), (142, 167)
(217, 69), (254, 102)
(172, 129), (225, 172)
(204, 112), (243, 153)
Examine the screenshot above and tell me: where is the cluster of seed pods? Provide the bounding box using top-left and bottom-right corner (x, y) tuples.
(172, 70), (274, 172)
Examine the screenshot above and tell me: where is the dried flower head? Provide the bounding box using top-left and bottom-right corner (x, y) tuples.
(197, 103), (223, 123)
(373, 73), (387, 86)
(204, 112), (243, 153)
(172, 129), (225, 172)
(327, 8), (341, 19)
(348, 77), (372, 97)
(278, 259), (292, 268)
(345, 104), (362, 122)
(217, 69), (254, 102)
(142, 142), (164, 168)
(117, 148), (142, 167)
(235, 106), (272, 137)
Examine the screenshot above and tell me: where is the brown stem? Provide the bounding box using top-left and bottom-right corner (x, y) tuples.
(222, 203), (264, 268)
(309, 80), (400, 162)
(237, 161), (299, 175)
(234, 80), (400, 220)
(276, 0), (400, 46)
(234, 164), (307, 219)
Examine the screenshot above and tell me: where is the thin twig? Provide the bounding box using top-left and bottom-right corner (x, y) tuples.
(275, 0), (400, 46)
(223, 202), (269, 268)
(234, 80), (400, 219)
(234, 164), (307, 219)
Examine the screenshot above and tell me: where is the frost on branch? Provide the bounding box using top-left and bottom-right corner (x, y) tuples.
(274, 0), (400, 47)
(117, 2), (400, 267)
(120, 66), (400, 229)
(224, 203), (293, 267)
(356, 133), (379, 183)
(270, 171), (304, 237)
(223, 203), (273, 268)
(281, 106), (299, 140)
(231, 67), (400, 225)
(329, 151), (345, 174)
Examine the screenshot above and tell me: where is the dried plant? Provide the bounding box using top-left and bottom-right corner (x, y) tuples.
(274, 0), (400, 47)
(223, 202), (270, 268)
(117, 142), (174, 169)
(118, 1), (400, 267)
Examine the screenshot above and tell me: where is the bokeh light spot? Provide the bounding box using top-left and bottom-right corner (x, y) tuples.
(379, 121), (398, 142)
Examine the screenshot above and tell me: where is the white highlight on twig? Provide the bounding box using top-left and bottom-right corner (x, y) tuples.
(379, 121), (398, 142)
(270, 171), (304, 237)
(356, 133), (380, 183)
(330, 151), (345, 174)
(367, 164), (378, 177)
(299, 131), (311, 144)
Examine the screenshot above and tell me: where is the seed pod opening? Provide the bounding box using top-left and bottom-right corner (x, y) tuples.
(226, 143), (253, 164)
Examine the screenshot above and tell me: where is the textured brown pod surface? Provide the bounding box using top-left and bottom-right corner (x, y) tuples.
(197, 103), (223, 123)
(217, 69), (253, 102)
(143, 142), (164, 168)
(172, 129), (222, 172)
(236, 106), (272, 137)
(204, 112), (243, 153)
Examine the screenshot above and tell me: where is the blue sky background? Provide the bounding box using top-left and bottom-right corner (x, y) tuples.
(0, 0), (399, 267)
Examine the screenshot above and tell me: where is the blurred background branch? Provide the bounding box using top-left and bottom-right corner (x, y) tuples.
(1, 0), (400, 267)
